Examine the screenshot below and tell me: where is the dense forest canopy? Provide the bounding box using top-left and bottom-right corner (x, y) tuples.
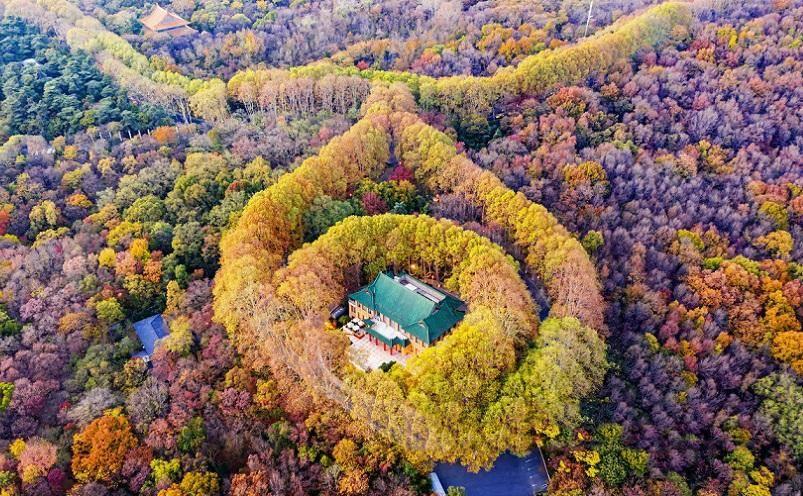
(86, 0), (671, 79)
(0, 18), (168, 139)
(0, 1), (801, 496)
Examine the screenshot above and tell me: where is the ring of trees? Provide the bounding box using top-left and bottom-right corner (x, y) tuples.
(267, 213), (539, 467)
(213, 85), (608, 469)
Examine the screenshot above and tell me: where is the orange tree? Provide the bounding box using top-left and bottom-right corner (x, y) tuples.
(71, 408), (139, 484)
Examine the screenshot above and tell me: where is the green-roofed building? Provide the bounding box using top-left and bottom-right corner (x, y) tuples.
(348, 271), (466, 354)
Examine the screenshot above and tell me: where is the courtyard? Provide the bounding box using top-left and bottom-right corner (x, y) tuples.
(345, 327), (409, 371)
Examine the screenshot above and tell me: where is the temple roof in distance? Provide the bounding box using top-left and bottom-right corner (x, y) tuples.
(140, 5), (194, 34)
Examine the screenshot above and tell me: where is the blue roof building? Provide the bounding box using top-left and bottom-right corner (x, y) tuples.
(132, 314), (170, 361)
(432, 451), (549, 496)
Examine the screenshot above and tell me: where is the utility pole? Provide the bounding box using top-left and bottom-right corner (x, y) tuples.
(584, 0), (594, 37)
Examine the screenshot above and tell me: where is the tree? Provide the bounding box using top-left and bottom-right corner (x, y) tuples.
(754, 230), (793, 258)
(152, 126), (178, 144)
(333, 439), (361, 471)
(302, 196), (360, 241)
(126, 377), (169, 432)
(129, 238), (151, 261)
(0, 17), (168, 138)
(0, 305), (21, 337)
(172, 222), (207, 270)
(0, 382), (13, 412)
(591, 423), (648, 485)
(124, 195), (167, 224)
(151, 458), (182, 486)
(360, 191), (387, 214)
(66, 388), (120, 428)
(771, 332), (803, 375)
(95, 298), (125, 324)
(72, 409), (139, 483)
(176, 417), (205, 454)
(489, 317), (608, 454)
(17, 438), (57, 483)
(179, 471), (219, 496)
(98, 248), (117, 269)
(189, 79), (229, 123)
(581, 230), (604, 254)
(28, 200), (60, 234)
(726, 446), (755, 472)
(389, 165), (414, 182)
(338, 469), (369, 495)
(163, 317), (193, 356)
(754, 373), (803, 460)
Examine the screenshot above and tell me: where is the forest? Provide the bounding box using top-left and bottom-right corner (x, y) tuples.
(0, 18), (168, 138)
(0, 0), (801, 496)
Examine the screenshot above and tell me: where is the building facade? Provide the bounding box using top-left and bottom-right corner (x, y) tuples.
(348, 272), (466, 354)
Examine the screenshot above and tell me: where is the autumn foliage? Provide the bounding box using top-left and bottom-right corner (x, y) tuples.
(0, 0), (800, 494)
(214, 85), (607, 469)
(71, 409), (139, 483)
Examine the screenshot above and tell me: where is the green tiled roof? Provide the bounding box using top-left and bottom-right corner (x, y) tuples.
(349, 272), (465, 344)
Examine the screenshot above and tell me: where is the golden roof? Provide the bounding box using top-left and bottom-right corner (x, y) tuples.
(140, 5), (193, 33)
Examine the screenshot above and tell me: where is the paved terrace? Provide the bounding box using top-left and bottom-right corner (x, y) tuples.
(347, 331), (408, 370)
